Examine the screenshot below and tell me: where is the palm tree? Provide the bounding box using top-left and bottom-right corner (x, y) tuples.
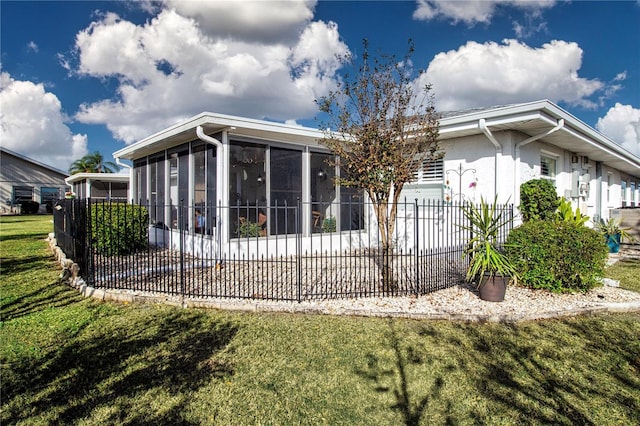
(69, 151), (119, 175)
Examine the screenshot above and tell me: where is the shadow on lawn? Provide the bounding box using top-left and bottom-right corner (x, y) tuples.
(2, 309), (238, 425)
(1, 280), (85, 321)
(356, 320), (445, 426)
(0, 254), (51, 275)
(417, 318), (640, 425)
(357, 316), (640, 425)
(0, 231), (49, 243)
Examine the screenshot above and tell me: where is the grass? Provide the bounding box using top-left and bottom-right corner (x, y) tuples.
(606, 257), (640, 293)
(1, 215), (639, 425)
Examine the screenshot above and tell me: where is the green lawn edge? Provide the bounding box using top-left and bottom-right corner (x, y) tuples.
(2, 215), (639, 425)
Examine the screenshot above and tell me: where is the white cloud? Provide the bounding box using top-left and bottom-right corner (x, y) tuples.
(596, 103), (640, 156)
(71, 4), (348, 144)
(0, 71), (88, 171)
(164, 0), (316, 43)
(413, 0), (556, 25)
(27, 41), (38, 52)
(420, 39), (605, 111)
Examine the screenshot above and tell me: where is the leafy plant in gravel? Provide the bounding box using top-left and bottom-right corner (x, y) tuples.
(519, 179), (559, 222)
(506, 220), (608, 293)
(91, 203), (149, 255)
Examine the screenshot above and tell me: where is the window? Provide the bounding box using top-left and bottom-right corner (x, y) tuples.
(631, 181), (637, 206)
(149, 154), (165, 224)
(540, 156), (556, 179)
(621, 180), (628, 207)
(607, 173), (612, 204)
(311, 152), (337, 233)
(134, 159), (147, 203)
(270, 147), (302, 235)
(111, 182), (128, 199)
(13, 186), (33, 202)
(41, 187), (60, 205)
(411, 158), (444, 182)
(229, 142), (267, 237)
(422, 158), (444, 181)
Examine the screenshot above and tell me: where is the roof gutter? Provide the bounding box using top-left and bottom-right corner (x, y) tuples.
(513, 118), (565, 206)
(196, 125), (222, 150)
(478, 119), (501, 199)
(115, 158), (134, 202)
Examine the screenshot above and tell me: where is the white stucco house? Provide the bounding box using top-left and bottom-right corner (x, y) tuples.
(112, 99), (640, 258)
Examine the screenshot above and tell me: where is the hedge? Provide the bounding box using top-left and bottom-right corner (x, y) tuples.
(506, 220), (608, 293)
(91, 203), (149, 256)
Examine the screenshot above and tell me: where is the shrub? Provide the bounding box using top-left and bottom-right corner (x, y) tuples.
(519, 179), (559, 222)
(506, 220), (607, 293)
(556, 197), (589, 226)
(20, 200), (40, 214)
(91, 203), (149, 255)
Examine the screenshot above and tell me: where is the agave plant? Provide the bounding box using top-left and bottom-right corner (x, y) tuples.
(594, 218), (636, 242)
(460, 196), (518, 285)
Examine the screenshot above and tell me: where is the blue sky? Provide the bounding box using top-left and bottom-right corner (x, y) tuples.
(1, 0), (639, 172)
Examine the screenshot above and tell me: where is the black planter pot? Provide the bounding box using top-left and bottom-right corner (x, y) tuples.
(478, 274), (508, 302)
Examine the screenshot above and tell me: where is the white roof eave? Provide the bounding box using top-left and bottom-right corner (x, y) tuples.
(113, 112), (327, 161)
(437, 100), (640, 177)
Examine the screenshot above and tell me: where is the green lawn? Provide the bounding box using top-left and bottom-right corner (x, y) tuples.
(1, 215), (639, 425)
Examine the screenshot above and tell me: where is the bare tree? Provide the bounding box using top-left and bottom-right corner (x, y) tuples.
(317, 39), (440, 290)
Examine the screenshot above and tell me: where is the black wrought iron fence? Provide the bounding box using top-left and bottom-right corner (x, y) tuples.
(52, 198), (514, 301)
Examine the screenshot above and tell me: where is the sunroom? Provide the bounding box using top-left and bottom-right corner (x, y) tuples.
(113, 112), (369, 257)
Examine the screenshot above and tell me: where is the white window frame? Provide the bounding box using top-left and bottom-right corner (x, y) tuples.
(540, 154), (557, 180)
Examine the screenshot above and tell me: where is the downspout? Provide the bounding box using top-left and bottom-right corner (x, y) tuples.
(196, 127), (223, 203)
(478, 119), (502, 200)
(116, 158), (134, 202)
(196, 125), (225, 265)
(513, 118), (564, 206)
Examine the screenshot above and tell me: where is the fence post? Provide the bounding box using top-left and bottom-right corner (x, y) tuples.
(85, 198), (93, 284)
(296, 198), (302, 303)
(414, 198), (420, 296)
(179, 199), (185, 296)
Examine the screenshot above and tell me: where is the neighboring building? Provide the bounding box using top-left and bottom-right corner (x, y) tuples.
(0, 146), (69, 213)
(65, 173), (130, 201)
(113, 99), (640, 256)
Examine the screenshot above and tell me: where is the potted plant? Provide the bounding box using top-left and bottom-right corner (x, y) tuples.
(460, 196), (518, 302)
(322, 216), (336, 233)
(594, 217), (635, 253)
(236, 218), (262, 238)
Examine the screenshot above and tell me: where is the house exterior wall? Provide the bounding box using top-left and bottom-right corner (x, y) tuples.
(0, 149), (68, 213)
(402, 129), (637, 226)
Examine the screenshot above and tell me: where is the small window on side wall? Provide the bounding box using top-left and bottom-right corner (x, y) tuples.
(540, 156), (556, 179)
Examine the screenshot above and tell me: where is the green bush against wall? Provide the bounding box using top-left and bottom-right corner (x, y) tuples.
(519, 179), (559, 222)
(506, 220), (607, 293)
(91, 203), (149, 255)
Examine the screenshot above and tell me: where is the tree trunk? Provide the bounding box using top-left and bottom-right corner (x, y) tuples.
(373, 198), (399, 292)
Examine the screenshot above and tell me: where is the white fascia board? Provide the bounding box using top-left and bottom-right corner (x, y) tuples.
(65, 172), (130, 185)
(113, 112), (326, 160)
(438, 109), (553, 137)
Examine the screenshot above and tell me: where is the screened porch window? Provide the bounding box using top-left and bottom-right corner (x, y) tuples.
(270, 147), (302, 235)
(229, 142), (267, 238)
(149, 154), (165, 225)
(311, 152), (337, 233)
